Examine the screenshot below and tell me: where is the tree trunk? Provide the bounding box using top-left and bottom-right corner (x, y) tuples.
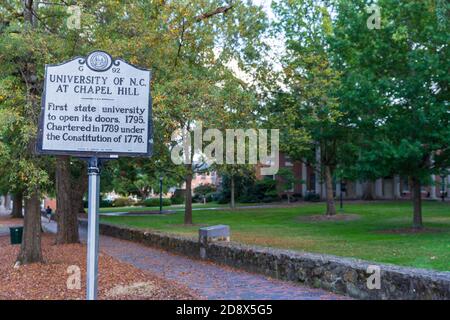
(362, 181), (375, 200)
(324, 165), (336, 216)
(17, 191), (43, 264)
(184, 164), (193, 225)
(72, 193), (85, 215)
(17, 0), (42, 265)
(230, 175), (235, 209)
(411, 176), (423, 229)
(71, 166), (87, 215)
(11, 192), (23, 218)
(56, 156), (79, 244)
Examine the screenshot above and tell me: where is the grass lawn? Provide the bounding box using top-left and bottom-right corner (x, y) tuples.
(101, 201), (450, 271)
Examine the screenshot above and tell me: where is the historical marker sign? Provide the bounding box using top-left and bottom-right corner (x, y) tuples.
(37, 50), (152, 158)
(37, 51), (152, 300)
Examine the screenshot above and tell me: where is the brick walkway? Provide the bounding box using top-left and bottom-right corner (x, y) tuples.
(43, 221), (349, 300)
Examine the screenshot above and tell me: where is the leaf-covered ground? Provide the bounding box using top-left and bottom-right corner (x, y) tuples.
(0, 233), (201, 300)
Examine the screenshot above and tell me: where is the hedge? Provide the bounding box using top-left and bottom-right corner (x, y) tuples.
(143, 198), (171, 207)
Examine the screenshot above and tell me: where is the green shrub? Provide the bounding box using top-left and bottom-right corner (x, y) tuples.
(217, 195), (229, 204)
(194, 183), (217, 196)
(143, 198), (171, 207)
(261, 188), (279, 203)
(304, 192), (320, 202)
(238, 195), (259, 203)
(84, 198), (113, 208)
(192, 193), (202, 203)
(205, 192), (219, 202)
(100, 199), (113, 207)
(193, 184), (217, 203)
(170, 194), (184, 204)
(171, 197), (184, 205)
(112, 197), (134, 207)
(171, 189), (185, 205)
(133, 200), (144, 206)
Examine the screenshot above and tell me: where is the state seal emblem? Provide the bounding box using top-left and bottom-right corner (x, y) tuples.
(86, 51), (112, 71)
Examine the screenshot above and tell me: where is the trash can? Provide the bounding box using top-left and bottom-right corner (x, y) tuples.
(9, 226), (23, 245)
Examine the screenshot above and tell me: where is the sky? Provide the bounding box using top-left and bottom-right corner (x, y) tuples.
(252, 0), (276, 21)
(225, 0), (285, 84)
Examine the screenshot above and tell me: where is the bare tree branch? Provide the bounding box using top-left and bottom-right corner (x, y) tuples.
(194, 4), (234, 21)
(174, 18), (186, 67)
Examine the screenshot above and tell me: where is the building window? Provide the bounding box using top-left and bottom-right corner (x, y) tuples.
(308, 173), (316, 191)
(402, 178), (409, 192)
(285, 156), (293, 167)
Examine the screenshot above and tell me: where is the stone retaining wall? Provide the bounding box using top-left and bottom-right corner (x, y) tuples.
(87, 220), (450, 300)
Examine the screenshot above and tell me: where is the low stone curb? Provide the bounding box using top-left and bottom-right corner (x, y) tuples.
(79, 219), (450, 300)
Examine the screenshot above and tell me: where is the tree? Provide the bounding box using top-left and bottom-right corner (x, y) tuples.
(277, 168), (298, 204)
(139, 1), (269, 224)
(2, 1), (269, 239)
(330, 0), (450, 228)
(0, 0), (106, 252)
(0, 0), (47, 264)
(211, 84), (260, 209)
(216, 164), (255, 208)
(271, 0), (345, 215)
(101, 156), (182, 201)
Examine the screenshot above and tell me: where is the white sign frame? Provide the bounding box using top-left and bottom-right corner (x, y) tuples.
(37, 50), (153, 158)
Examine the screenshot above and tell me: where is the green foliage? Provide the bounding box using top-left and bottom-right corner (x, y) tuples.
(142, 198), (171, 207)
(0, 0), (269, 223)
(170, 195), (185, 205)
(193, 183), (218, 203)
(330, 0), (449, 182)
(170, 189), (186, 205)
(112, 197), (135, 207)
(269, 0), (449, 221)
(194, 183), (217, 196)
(224, 178), (279, 203)
(270, 0), (345, 169)
(276, 168), (295, 191)
(304, 192), (321, 202)
(0, 0), (100, 198)
(101, 157), (182, 200)
(83, 198), (113, 209)
(218, 168), (257, 203)
(100, 199), (113, 208)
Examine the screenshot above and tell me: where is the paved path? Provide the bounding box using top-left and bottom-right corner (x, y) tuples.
(0, 227), (9, 237)
(100, 203), (310, 216)
(0, 215), (19, 236)
(41, 220), (348, 300)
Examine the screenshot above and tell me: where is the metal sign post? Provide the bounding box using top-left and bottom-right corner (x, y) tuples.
(86, 157), (101, 300)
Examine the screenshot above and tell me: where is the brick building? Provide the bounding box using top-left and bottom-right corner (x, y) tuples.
(256, 150), (450, 201)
